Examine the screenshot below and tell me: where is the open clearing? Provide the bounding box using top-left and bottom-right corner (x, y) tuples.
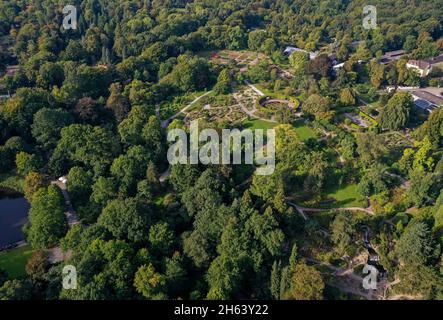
(243, 119), (277, 130)
(326, 183), (367, 208)
(0, 245), (34, 279)
(293, 122), (317, 141)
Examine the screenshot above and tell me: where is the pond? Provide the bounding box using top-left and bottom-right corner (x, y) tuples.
(0, 190), (30, 247)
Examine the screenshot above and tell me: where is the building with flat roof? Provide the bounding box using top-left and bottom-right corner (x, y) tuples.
(424, 55), (443, 66)
(410, 90), (443, 113)
(4, 65), (20, 77)
(283, 46), (318, 60)
(379, 50), (406, 64)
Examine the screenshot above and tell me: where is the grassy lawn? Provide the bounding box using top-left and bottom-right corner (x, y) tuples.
(326, 183), (367, 208)
(243, 119), (277, 130)
(293, 122), (317, 141)
(243, 119), (316, 141)
(0, 171), (24, 193)
(254, 83), (274, 97)
(0, 245), (34, 279)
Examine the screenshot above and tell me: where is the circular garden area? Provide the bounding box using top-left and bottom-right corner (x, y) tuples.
(256, 97), (299, 121)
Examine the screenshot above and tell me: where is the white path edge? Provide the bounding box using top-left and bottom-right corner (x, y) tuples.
(161, 91), (213, 128)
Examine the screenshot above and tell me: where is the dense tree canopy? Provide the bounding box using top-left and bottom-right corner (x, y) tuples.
(0, 0), (443, 302)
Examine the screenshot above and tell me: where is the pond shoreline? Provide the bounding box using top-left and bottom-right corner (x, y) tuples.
(0, 187), (23, 199)
(0, 190), (30, 248)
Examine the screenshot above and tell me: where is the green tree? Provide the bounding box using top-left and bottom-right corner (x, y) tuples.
(403, 35), (417, 52)
(164, 253), (187, 297)
(227, 26), (247, 50)
(270, 260), (281, 300)
(67, 167), (93, 205)
(302, 94), (333, 121)
(0, 280), (33, 300)
(339, 88), (356, 106)
(289, 51), (309, 78)
(27, 185), (68, 249)
(52, 124), (120, 175)
(356, 132), (387, 166)
(206, 254), (244, 300)
(330, 211), (356, 255)
(407, 169), (435, 207)
(61, 239), (136, 300)
(358, 163), (389, 196)
(397, 222), (435, 266)
(134, 264), (167, 300)
(169, 55), (213, 92)
(414, 109), (443, 149)
(31, 108), (73, 149)
(25, 250), (49, 282)
(23, 172), (47, 201)
(2, 87), (52, 138)
(213, 68), (233, 95)
(247, 60), (271, 83)
(308, 54), (332, 79)
(286, 263), (324, 300)
(0, 137), (29, 173)
(370, 62), (385, 89)
(380, 92), (412, 130)
(118, 106), (151, 146)
(142, 116), (165, 161)
(36, 62), (64, 89)
(90, 177), (117, 207)
(111, 145), (150, 195)
(98, 198), (150, 242)
(412, 137), (435, 172)
(263, 38), (277, 55)
(106, 83), (130, 122)
(289, 244), (298, 269)
(413, 36), (439, 59)
(15, 152), (41, 176)
(149, 222), (174, 254)
(247, 30), (267, 50)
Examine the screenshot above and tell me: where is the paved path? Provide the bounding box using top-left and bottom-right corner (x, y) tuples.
(305, 257), (377, 300)
(286, 201), (374, 219)
(305, 256), (399, 300)
(274, 65), (294, 79)
(388, 293), (421, 300)
(51, 179), (80, 226)
(265, 99), (296, 109)
(47, 247), (72, 264)
(160, 91), (212, 128)
(159, 167), (171, 183)
(4, 178), (79, 263)
(245, 81), (265, 97)
(233, 91), (278, 123)
(286, 201), (309, 220)
(385, 171), (410, 189)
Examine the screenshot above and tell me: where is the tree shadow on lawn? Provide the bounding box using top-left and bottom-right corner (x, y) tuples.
(332, 198), (358, 208)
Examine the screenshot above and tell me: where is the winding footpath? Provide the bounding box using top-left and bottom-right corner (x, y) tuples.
(288, 201), (412, 299)
(45, 178), (80, 263)
(160, 91), (213, 128)
(4, 179), (80, 264)
(286, 200), (374, 221)
(245, 80), (265, 97)
(51, 179), (80, 226)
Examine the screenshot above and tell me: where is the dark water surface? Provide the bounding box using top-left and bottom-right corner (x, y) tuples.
(0, 192), (30, 247)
